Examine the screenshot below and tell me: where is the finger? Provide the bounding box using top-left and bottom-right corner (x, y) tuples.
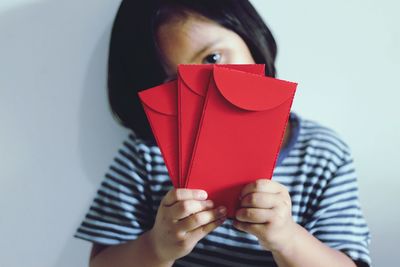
(240, 179), (286, 199)
(232, 220), (264, 237)
(162, 188), (208, 206)
(189, 216), (226, 241)
(235, 208), (275, 223)
(240, 192), (283, 209)
(169, 199), (214, 220)
(178, 206), (227, 232)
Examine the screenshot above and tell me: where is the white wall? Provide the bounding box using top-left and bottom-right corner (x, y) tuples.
(251, 1), (400, 266)
(0, 1), (398, 266)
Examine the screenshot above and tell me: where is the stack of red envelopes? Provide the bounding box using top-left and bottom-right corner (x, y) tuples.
(138, 64), (297, 217)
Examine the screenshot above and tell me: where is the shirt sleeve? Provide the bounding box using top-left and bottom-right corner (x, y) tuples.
(73, 132), (155, 245)
(304, 145), (372, 266)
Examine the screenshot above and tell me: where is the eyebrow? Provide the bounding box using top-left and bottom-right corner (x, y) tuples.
(188, 39), (223, 63)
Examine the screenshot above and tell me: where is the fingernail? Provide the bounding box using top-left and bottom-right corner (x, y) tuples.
(198, 191), (207, 200)
(217, 206), (227, 216)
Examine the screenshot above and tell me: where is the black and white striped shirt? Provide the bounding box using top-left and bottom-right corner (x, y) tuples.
(74, 112), (371, 266)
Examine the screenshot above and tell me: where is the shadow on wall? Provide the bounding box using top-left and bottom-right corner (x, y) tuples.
(1, 1), (128, 266)
(77, 22), (130, 186)
(68, 3), (129, 267)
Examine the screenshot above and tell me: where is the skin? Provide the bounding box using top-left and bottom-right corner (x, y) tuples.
(89, 13), (357, 267)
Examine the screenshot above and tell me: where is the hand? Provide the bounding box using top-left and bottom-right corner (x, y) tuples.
(148, 188), (227, 263)
(233, 179), (298, 253)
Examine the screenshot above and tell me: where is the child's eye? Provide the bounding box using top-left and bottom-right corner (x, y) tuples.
(202, 53), (222, 64)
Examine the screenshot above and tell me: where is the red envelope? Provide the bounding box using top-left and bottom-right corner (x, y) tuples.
(138, 81), (179, 188)
(178, 64), (265, 187)
(186, 65), (297, 218)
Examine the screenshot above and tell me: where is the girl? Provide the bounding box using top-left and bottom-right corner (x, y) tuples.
(74, 1), (371, 266)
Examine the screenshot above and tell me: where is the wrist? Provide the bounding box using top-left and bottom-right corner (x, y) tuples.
(271, 222), (303, 259)
(143, 230), (175, 266)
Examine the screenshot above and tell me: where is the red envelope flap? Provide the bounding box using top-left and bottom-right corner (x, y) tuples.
(178, 65), (212, 96)
(138, 80), (177, 116)
(178, 64), (266, 96)
(213, 65), (297, 111)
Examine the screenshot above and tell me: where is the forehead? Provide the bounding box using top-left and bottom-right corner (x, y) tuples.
(156, 14), (231, 66)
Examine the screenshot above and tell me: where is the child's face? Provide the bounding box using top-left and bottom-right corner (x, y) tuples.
(156, 13), (255, 81)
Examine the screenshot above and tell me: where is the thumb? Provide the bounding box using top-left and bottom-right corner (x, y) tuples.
(189, 217), (226, 241)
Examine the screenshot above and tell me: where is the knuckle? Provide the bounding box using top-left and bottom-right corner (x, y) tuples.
(181, 200), (191, 213)
(255, 179), (266, 190)
(249, 194), (258, 206)
(167, 189), (178, 202)
(174, 189), (183, 200)
(245, 208), (253, 218)
(174, 230), (185, 241)
(254, 179), (262, 190)
(192, 213), (203, 225)
(199, 225), (209, 235)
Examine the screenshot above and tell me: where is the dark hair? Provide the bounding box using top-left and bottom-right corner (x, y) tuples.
(108, 0), (278, 143)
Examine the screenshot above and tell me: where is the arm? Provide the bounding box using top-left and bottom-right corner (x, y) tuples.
(271, 223), (356, 267)
(89, 232), (173, 267)
(89, 188), (227, 267)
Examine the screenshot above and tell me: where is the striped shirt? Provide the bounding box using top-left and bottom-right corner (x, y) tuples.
(74, 112), (371, 266)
